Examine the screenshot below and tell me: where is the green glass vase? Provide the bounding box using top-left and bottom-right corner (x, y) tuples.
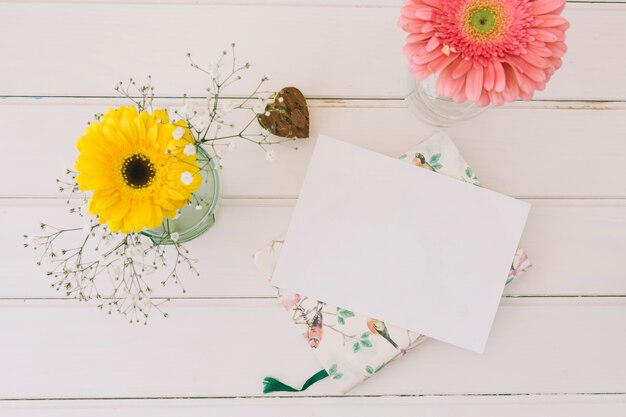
(142, 146), (220, 245)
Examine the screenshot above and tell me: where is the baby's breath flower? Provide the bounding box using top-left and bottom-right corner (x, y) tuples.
(27, 44), (301, 325)
(183, 143), (197, 156)
(207, 64), (220, 79)
(180, 172), (193, 185)
(253, 100), (266, 114)
(113, 265), (123, 278)
(220, 102), (234, 114)
(265, 149), (277, 162)
(172, 126), (185, 140)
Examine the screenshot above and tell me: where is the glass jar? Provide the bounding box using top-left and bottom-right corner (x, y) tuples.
(142, 146), (220, 245)
(406, 74), (488, 127)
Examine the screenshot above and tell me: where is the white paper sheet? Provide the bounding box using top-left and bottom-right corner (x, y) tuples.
(272, 135), (530, 353)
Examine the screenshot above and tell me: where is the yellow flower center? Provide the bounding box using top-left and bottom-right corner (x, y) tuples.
(121, 153), (156, 189)
(462, 0), (507, 42)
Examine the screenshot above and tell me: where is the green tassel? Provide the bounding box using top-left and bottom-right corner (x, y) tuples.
(263, 369), (329, 394)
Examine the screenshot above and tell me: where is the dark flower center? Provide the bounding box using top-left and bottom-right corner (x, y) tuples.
(122, 154), (156, 188)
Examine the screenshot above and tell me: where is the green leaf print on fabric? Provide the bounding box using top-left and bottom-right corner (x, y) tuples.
(465, 166), (478, 182)
(328, 363), (343, 380)
(365, 365), (374, 375)
(353, 331), (373, 353)
(336, 307), (354, 325)
(429, 153), (443, 170)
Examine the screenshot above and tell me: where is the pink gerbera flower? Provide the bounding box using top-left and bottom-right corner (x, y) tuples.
(398, 0), (569, 106)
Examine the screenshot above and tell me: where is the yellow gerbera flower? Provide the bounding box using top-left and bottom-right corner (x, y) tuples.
(75, 106), (201, 234)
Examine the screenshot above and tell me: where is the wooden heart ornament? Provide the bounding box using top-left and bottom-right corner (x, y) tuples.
(257, 87), (309, 139)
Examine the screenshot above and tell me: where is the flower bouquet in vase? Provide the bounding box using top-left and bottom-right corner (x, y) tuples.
(398, 0), (570, 126)
(24, 45), (301, 323)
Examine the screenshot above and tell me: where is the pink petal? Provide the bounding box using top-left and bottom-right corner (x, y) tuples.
(425, 35), (440, 52)
(493, 61), (506, 93)
(421, 0), (443, 9)
(465, 64), (484, 102)
(406, 32), (432, 43)
(535, 28), (562, 42)
(476, 90), (490, 107)
(488, 90), (505, 106)
(409, 64), (432, 80)
(402, 21), (428, 33)
(508, 56), (547, 83)
(484, 61), (495, 91)
(452, 58), (473, 79)
(519, 89), (534, 101)
(421, 22), (434, 33)
(452, 87), (467, 103)
(440, 66), (465, 97)
(403, 42), (427, 57)
(549, 56), (563, 70)
(414, 8), (433, 20)
(535, 15), (569, 28)
(412, 49), (444, 65)
(400, 5), (419, 18)
(426, 53), (458, 74)
(520, 52), (551, 69)
(503, 65), (520, 102)
(532, 0), (565, 15)
(547, 41), (567, 57)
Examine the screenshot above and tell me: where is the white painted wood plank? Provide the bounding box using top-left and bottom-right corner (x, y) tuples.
(11, 0), (625, 5)
(0, 298), (623, 398)
(5, 200), (626, 298)
(1, 3), (625, 100)
(1, 99), (625, 198)
(1, 395), (624, 417)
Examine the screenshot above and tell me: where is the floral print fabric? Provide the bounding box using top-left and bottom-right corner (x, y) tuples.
(255, 131), (532, 392)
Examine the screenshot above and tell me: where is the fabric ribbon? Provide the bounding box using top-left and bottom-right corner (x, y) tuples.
(262, 369), (329, 394)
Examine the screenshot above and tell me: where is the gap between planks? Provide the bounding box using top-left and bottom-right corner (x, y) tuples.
(2, 97), (626, 110)
(2, 197), (626, 206)
(0, 0), (623, 7)
(1, 392), (625, 402)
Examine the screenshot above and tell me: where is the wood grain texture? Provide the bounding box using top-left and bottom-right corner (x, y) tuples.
(1, 0), (624, 412)
(7, 0), (625, 5)
(0, 298), (624, 399)
(1, 395), (625, 417)
(4, 199), (626, 298)
(1, 99), (625, 199)
(1, 3), (625, 100)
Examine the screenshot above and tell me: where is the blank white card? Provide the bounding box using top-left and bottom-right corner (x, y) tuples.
(272, 135), (530, 353)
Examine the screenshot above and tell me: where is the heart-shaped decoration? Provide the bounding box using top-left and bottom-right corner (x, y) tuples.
(257, 87), (309, 139)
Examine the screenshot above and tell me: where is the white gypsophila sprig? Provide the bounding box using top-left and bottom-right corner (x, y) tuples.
(24, 184), (201, 324)
(27, 44), (304, 324)
(113, 75), (156, 113)
(181, 43), (300, 167)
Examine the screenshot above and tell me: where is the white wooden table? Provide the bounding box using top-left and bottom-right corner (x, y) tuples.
(1, 1), (625, 416)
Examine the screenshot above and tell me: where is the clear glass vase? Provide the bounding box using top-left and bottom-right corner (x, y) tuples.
(141, 146), (220, 245)
(406, 74), (488, 127)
